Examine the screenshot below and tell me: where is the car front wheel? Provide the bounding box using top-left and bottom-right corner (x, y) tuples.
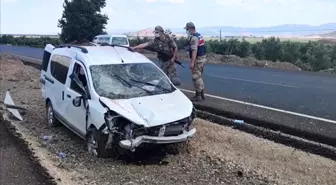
(86, 127), (113, 158)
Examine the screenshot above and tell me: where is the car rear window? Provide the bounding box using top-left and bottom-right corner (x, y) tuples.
(111, 37), (129, 45)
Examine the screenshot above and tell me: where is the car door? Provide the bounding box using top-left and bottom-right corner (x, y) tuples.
(40, 44), (55, 99)
(92, 36), (98, 43)
(48, 53), (72, 120)
(97, 37), (103, 45)
(63, 61), (89, 136)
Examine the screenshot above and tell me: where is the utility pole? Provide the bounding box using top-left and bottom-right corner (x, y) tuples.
(219, 30), (222, 41)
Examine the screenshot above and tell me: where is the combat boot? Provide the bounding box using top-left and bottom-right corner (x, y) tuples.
(201, 90), (205, 100)
(191, 91), (202, 101)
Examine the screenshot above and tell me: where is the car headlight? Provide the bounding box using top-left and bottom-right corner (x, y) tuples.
(190, 106), (196, 120)
(185, 107), (196, 131)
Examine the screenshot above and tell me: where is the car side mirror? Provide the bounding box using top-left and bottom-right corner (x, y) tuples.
(72, 96), (82, 107)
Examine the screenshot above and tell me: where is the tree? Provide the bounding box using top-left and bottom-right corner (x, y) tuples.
(0, 35), (15, 44)
(57, 0), (109, 43)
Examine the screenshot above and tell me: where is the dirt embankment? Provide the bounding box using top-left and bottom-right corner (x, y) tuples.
(1, 54), (336, 185)
(0, 115), (56, 185)
(139, 50), (302, 71)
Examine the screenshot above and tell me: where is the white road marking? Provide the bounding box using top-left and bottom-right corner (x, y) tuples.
(3, 52), (336, 124)
(180, 88), (336, 124)
(209, 74), (298, 88)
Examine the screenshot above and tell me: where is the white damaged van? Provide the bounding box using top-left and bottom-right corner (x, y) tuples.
(39, 43), (196, 158)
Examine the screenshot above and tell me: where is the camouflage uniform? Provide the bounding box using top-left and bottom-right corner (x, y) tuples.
(184, 22), (207, 101)
(145, 26), (179, 82)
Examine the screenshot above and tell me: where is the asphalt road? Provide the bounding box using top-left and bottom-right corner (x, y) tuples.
(0, 119), (55, 185)
(1, 45), (336, 120)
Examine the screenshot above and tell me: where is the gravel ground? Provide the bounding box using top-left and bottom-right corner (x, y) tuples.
(1, 54), (336, 185)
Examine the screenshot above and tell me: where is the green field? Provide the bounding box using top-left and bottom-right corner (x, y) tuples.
(203, 37), (320, 43)
(128, 35), (322, 43)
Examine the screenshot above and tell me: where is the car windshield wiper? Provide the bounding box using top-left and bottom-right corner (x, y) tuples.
(113, 74), (132, 88)
(130, 78), (171, 93)
(113, 74), (153, 95)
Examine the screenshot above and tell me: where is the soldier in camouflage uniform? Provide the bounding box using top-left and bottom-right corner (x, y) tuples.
(131, 26), (181, 86)
(184, 22), (207, 101)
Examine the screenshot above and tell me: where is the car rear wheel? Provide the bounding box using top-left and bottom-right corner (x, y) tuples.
(46, 102), (60, 127)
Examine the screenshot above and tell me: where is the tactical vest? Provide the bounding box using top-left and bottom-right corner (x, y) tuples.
(153, 34), (173, 61)
(189, 32), (206, 58)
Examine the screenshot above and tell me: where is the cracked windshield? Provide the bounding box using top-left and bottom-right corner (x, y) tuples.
(1, 0), (336, 185)
(90, 62), (175, 99)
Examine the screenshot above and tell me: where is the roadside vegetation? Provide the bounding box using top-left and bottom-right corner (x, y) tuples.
(202, 36), (320, 43)
(2, 35), (335, 72)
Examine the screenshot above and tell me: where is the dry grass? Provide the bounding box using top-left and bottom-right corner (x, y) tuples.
(141, 51), (302, 71)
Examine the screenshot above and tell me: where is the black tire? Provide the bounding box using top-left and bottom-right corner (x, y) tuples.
(46, 101), (60, 127)
(86, 127), (113, 158)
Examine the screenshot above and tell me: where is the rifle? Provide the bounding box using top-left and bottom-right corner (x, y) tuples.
(174, 59), (185, 68)
(130, 43), (185, 68)
(157, 51), (185, 68)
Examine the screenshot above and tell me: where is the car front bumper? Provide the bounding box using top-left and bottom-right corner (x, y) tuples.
(119, 128), (196, 150)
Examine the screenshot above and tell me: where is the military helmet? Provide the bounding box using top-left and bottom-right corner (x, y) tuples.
(184, 22), (195, 29)
(154, 25), (164, 33)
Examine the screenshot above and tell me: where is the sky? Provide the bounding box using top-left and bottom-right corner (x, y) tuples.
(1, 0), (336, 34)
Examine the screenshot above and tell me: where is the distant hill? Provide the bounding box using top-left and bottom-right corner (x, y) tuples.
(317, 31), (336, 38)
(107, 29), (137, 35)
(117, 23), (336, 37)
(170, 23), (336, 37)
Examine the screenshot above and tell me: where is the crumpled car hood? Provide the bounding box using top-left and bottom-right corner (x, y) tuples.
(99, 90), (193, 127)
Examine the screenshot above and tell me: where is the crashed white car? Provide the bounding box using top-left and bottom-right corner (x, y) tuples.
(40, 43), (196, 158)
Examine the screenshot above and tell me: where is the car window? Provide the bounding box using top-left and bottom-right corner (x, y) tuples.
(90, 62), (175, 99)
(50, 54), (71, 84)
(41, 50), (51, 72)
(103, 37), (110, 43)
(111, 37), (129, 45)
(70, 62), (88, 95)
(97, 37), (104, 44)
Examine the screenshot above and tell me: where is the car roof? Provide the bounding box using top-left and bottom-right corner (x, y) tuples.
(110, 34), (128, 38)
(95, 34), (128, 38)
(56, 45), (153, 66)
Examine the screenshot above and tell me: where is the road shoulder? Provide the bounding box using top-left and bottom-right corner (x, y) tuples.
(181, 90), (336, 147)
